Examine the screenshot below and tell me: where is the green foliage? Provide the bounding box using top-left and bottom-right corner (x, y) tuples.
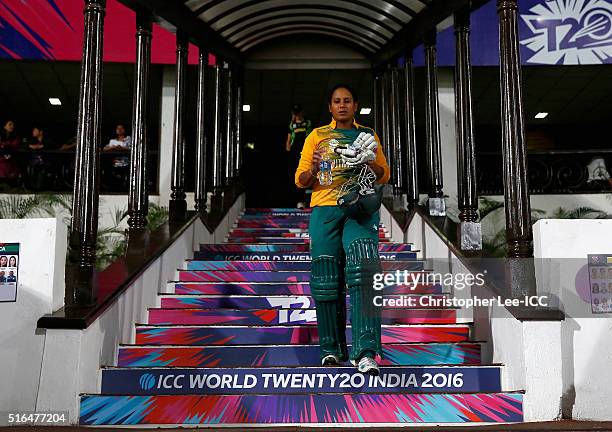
(549, 206), (607, 219)
(147, 203), (169, 231)
(0, 194), (169, 271)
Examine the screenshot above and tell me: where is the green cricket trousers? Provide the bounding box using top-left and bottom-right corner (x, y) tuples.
(308, 205), (383, 362)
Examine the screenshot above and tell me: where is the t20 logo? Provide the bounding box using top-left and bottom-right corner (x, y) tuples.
(521, 0), (612, 64)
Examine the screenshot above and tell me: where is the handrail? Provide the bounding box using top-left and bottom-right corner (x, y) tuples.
(38, 182), (244, 330)
(383, 202), (564, 322)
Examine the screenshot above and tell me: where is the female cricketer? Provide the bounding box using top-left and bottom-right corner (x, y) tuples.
(294, 83), (390, 375)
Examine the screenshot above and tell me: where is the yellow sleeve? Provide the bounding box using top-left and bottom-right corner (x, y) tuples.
(373, 132), (390, 185)
(295, 130), (316, 188)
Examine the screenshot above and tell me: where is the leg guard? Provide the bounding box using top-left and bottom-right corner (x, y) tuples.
(310, 256), (348, 361)
(345, 238), (383, 361)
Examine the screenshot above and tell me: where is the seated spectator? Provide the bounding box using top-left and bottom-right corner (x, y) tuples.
(27, 126), (55, 150)
(24, 126), (58, 190)
(0, 120), (21, 181)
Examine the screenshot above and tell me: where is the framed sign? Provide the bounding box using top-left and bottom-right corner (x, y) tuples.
(0, 243), (20, 302)
(587, 254), (612, 314)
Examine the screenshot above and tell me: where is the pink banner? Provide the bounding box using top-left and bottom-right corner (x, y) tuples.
(0, 0), (214, 64)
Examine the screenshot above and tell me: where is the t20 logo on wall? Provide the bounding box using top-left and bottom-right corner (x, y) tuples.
(521, 0), (612, 64)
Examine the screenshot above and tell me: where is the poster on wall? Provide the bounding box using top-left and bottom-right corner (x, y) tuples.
(587, 254), (612, 313)
(0, 243), (20, 302)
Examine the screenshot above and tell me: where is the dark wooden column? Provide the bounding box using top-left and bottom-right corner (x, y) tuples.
(211, 61), (224, 202)
(67, 0), (105, 306)
(455, 9), (482, 250)
(424, 30), (445, 216)
(169, 32), (188, 221)
(127, 13), (152, 229)
(403, 53), (419, 208)
(381, 69), (393, 186)
(390, 67), (403, 194)
(234, 76), (243, 177)
(224, 64), (234, 185)
(373, 74), (380, 133)
(195, 48), (209, 213)
(498, 0), (533, 257)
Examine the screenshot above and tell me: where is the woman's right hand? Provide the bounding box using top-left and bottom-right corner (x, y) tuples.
(310, 149), (323, 175)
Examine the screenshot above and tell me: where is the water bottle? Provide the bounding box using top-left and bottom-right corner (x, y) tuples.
(318, 151), (333, 186)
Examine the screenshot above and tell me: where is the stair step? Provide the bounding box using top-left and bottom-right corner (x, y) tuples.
(227, 237), (391, 243)
(100, 365), (503, 395)
(147, 308), (458, 325)
(227, 234), (390, 242)
(242, 208), (313, 214)
(79, 392), (523, 425)
(178, 270), (430, 283)
(117, 342), (482, 367)
(135, 324), (471, 345)
(230, 228), (387, 235)
(159, 294), (449, 310)
(199, 243), (413, 252)
(184, 260), (424, 272)
(193, 251), (418, 260)
(170, 282), (443, 295)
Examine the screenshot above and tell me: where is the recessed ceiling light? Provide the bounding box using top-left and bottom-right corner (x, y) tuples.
(49, 97), (62, 106)
(360, 108), (372, 115)
(242, 104), (251, 112)
(535, 112), (548, 119)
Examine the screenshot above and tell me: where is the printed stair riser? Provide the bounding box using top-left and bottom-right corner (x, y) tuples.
(192, 251), (417, 261)
(134, 325), (470, 345)
(177, 270), (431, 283)
(198, 243), (413, 252)
(185, 260), (423, 271)
(147, 308), (458, 325)
(159, 294), (447, 309)
(101, 366), (503, 395)
(79, 393), (523, 425)
(117, 343), (482, 367)
(172, 282), (443, 295)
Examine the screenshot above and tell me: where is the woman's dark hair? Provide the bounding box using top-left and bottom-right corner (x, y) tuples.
(1, 120), (17, 141)
(115, 123), (131, 136)
(328, 83), (359, 103)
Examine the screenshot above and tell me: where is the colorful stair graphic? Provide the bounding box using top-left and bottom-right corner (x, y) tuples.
(79, 208), (523, 425)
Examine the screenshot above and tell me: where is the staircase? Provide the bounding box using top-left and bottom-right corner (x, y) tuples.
(79, 208), (523, 426)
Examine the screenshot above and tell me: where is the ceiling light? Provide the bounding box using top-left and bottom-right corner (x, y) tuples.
(242, 104), (251, 112)
(49, 97), (62, 106)
(535, 112), (548, 119)
(360, 108), (372, 115)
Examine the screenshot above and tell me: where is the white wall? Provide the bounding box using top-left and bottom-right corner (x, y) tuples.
(438, 69), (458, 203)
(34, 194), (245, 424)
(533, 219), (612, 421)
(0, 218), (66, 414)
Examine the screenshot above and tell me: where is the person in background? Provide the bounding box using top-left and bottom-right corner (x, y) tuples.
(103, 123), (131, 190)
(104, 123), (132, 152)
(285, 104), (312, 208)
(0, 120), (21, 181)
(7, 271), (16, 283)
(24, 126), (57, 190)
(28, 126), (55, 150)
